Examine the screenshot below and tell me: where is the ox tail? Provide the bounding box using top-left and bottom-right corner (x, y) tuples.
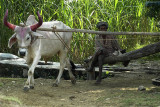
(70, 60), (77, 78)
(70, 60), (76, 70)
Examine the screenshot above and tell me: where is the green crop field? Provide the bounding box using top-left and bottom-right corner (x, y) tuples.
(0, 0), (160, 62)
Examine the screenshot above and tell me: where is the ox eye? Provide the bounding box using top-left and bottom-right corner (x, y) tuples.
(26, 37), (30, 41)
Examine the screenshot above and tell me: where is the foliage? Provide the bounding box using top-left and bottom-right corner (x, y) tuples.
(0, 0), (160, 63)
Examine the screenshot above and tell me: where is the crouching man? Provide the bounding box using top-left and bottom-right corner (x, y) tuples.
(85, 22), (130, 84)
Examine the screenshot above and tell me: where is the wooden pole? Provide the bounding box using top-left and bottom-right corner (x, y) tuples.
(37, 28), (160, 36)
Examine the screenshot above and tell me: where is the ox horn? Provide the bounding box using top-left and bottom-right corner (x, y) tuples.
(30, 11), (43, 31)
(3, 9), (16, 30)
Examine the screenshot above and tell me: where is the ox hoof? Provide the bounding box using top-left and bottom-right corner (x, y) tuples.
(53, 83), (58, 87)
(30, 86), (34, 89)
(71, 79), (76, 84)
(23, 87), (29, 92)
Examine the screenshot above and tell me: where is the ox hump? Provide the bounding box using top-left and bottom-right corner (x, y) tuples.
(26, 15), (38, 26)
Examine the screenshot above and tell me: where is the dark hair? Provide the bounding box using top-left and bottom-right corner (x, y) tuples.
(96, 22), (108, 29)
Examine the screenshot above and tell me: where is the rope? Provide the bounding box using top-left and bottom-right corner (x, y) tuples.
(52, 29), (84, 66)
(39, 35), (160, 41)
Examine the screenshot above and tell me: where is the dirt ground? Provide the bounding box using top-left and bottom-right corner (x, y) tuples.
(0, 72), (160, 107)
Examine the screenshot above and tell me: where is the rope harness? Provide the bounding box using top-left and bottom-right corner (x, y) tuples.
(52, 26), (85, 66)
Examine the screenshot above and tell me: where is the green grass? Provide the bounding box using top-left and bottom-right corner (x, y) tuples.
(0, 95), (22, 105)
(0, 0), (160, 63)
(0, 78), (25, 87)
(96, 90), (160, 107)
(0, 82), (3, 87)
(120, 91), (160, 107)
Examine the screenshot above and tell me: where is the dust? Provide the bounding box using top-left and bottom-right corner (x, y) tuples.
(0, 73), (159, 107)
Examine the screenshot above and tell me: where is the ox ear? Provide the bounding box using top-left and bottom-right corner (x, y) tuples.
(8, 33), (17, 48)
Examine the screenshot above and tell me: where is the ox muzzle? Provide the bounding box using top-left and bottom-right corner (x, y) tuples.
(18, 48), (28, 57)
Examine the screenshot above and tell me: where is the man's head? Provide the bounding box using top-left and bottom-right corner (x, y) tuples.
(96, 22), (108, 31)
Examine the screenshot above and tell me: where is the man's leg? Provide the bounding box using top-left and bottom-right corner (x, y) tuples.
(121, 49), (130, 67)
(86, 49), (102, 72)
(95, 54), (105, 84)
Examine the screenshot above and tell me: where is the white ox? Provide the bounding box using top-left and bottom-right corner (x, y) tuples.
(4, 10), (76, 91)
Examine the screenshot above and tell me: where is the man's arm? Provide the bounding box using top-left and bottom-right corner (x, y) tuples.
(95, 35), (104, 49)
(111, 35), (122, 51)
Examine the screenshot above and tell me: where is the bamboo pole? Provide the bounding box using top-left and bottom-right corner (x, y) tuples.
(37, 28), (160, 36)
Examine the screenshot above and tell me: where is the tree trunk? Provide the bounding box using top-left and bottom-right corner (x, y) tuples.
(103, 41), (160, 64)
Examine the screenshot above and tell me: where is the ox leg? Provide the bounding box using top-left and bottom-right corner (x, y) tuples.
(53, 53), (66, 87)
(24, 55), (41, 91)
(25, 65), (35, 89)
(66, 58), (76, 84)
(30, 74), (35, 89)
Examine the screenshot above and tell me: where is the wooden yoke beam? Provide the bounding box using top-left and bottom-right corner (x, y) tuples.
(37, 28), (160, 36)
